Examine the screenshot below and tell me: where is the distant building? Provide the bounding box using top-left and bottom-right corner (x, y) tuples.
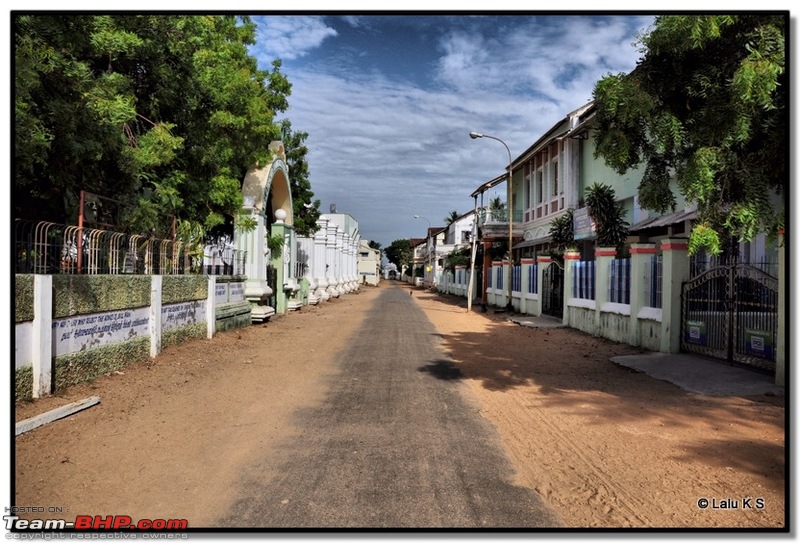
(358, 240), (381, 286)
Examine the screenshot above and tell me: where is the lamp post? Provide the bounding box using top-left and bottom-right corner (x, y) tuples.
(413, 214), (432, 287)
(470, 131), (514, 312)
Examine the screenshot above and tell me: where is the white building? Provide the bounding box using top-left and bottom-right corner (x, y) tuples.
(357, 240), (381, 286)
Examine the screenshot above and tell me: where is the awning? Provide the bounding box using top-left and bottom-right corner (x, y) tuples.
(630, 209), (697, 232)
(513, 234), (552, 250)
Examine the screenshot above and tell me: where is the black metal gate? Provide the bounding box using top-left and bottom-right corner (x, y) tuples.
(541, 262), (564, 319)
(681, 263), (778, 372)
(266, 264), (278, 309)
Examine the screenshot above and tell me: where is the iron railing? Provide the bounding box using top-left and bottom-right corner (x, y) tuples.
(15, 219), (247, 276)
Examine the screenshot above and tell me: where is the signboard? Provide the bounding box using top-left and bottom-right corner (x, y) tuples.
(684, 320), (707, 346)
(229, 282), (245, 302)
(745, 328), (773, 359)
(162, 300), (207, 332)
(52, 308), (150, 357)
(215, 283), (229, 305)
(573, 207), (596, 240)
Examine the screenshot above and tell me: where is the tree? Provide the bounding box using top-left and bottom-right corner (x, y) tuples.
(14, 15), (293, 241)
(592, 15), (786, 255)
(549, 209), (575, 252)
(384, 239), (412, 270)
(444, 210), (460, 225)
(280, 119), (320, 237)
(585, 183), (629, 249)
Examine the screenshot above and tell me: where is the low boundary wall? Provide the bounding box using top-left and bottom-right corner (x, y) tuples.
(15, 274), (250, 402)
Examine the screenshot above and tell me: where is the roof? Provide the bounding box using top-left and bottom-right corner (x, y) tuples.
(630, 209), (697, 232)
(512, 234), (553, 250)
(470, 172), (508, 198)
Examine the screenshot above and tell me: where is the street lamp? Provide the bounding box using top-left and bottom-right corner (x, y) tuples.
(470, 131), (514, 312)
(413, 215), (433, 287)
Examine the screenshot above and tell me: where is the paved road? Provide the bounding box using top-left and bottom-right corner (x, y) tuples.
(218, 284), (560, 528)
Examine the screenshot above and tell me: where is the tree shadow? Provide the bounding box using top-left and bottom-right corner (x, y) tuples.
(418, 359), (464, 381)
(414, 290), (786, 483)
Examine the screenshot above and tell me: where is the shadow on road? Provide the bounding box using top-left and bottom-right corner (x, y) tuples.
(418, 359), (464, 381)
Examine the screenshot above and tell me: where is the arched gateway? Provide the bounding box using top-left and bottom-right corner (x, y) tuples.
(237, 141), (297, 320)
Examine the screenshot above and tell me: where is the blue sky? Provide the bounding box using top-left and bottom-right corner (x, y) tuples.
(248, 14), (655, 247)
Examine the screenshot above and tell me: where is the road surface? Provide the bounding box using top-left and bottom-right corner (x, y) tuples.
(217, 284), (561, 528)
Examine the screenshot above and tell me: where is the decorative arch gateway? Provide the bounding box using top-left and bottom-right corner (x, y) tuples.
(237, 141), (296, 321)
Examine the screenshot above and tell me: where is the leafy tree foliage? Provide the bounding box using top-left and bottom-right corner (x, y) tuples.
(443, 246), (471, 272)
(549, 209), (575, 252)
(585, 183), (629, 249)
(280, 119), (320, 237)
(15, 14), (294, 241)
(385, 239), (413, 270)
(444, 210), (460, 225)
(592, 15), (786, 254)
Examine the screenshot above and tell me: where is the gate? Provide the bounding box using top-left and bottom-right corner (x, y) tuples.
(681, 263), (778, 372)
(266, 264), (278, 309)
(541, 262), (564, 319)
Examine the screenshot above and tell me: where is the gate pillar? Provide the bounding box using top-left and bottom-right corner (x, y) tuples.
(595, 247), (618, 335)
(562, 250), (581, 325)
(629, 243), (657, 347)
(660, 239), (689, 353)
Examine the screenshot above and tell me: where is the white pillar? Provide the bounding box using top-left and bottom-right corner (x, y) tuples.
(326, 222), (339, 297)
(314, 218), (330, 301)
(32, 275), (53, 398)
(207, 275), (217, 338)
(149, 275), (162, 358)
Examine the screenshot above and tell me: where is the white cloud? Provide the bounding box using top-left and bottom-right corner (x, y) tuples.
(255, 15), (653, 246)
(253, 16), (338, 61)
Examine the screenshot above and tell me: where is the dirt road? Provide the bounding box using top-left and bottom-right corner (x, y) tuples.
(13, 281), (785, 529)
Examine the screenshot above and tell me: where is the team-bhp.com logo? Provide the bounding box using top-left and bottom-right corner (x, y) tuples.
(4, 515), (188, 531)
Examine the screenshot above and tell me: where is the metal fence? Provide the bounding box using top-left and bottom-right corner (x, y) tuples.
(643, 255), (663, 309)
(608, 258), (631, 304)
(572, 260), (595, 300)
(15, 219), (246, 276)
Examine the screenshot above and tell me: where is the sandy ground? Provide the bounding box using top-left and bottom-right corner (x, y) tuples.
(13, 281), (785, 529)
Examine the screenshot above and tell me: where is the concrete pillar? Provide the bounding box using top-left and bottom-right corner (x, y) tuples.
(776, 230), (785, 386)
(629, 243), (657, 347)
(326, 223), (339, 298)
(481, 241), (491, 311)
(562, 250), (581, 324)
(314, 218), (330, 301)
(520, 258), (533, 314)
(149, 275), (162, 358)
(271, 221), (289, 314)
(659, 238), (689, 353)
(32, 274), (53, 398)
(206, 275), (216, 338)
(594, 247), (618, 335)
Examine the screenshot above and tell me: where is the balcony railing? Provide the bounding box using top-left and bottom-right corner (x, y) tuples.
(477, 208), (523, 226)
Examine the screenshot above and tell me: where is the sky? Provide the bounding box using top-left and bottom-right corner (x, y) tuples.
(247, 14), (655, 247)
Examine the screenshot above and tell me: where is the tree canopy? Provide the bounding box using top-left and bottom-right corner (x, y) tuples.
(14, 14), (297, 240)
(384, 239), (413, 270)
(592, 14), (786, 254)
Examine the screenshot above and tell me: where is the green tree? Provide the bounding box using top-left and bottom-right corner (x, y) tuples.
(385, 239), (413, 270)
(14, 14), (292, 241)
(549, 209), (575, 252)
(444, 210), (460, 225)
(280, 119), (320, 237)
(592, 14), (786, 254)
(585, 183), (629, 249)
